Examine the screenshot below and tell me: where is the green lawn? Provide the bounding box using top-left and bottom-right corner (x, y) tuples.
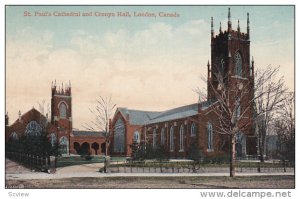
(56, 156), (127, 168)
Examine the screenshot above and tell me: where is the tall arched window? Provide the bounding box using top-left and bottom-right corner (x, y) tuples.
(179, 125), (184, 151)
(59, 136), (69, 155)
(50, 133), (57, 147)
(207, 122), (213, 151)
(235, 52), (243, 76)
(170, 126), (174, 151)
(25, 121), (42, 136)
(153, 129), (157, 148)
(234, 98), (241, 118)
(133, 131), (140, 143)
(59, 102), (67, 118)
(114, 118), (125, 153)
(236, 132), (247, 158)
(191, 123), (196, 137)
(161, 128), (165, 145)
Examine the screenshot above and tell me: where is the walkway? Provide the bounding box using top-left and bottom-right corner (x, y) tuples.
(5, 158), (294, 180)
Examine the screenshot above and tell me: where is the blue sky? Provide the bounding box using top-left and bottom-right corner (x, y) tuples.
(6, 5), (294, 128)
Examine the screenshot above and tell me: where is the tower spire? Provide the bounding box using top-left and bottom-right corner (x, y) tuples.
(211, 17), (214, 38)
(219, 22), (222, 33)
(237, 19), (240, 32)
(247, 12), (250, 39)
(228, 7), (232, 31)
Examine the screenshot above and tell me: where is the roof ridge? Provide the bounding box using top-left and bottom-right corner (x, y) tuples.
(151, 103), (198, 120)
(11, 108), (45, 125)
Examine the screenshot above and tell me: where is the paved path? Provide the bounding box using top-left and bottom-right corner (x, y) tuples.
(5, 158), (31, 174)
(5, 158), (294, 180)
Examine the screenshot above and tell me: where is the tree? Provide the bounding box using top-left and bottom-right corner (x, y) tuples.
(254, 67), (287, 162)
(195, 65), (286, 177)
(273, 92), (295, 162)
(83, 96), (116, 172)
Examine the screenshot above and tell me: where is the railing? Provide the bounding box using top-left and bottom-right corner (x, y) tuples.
(107, 160), (294, 174)
(6, 152), (56, 173)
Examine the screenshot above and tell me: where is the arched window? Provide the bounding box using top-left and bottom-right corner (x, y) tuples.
(59, 102), (67, 118)
(179, 125), (184, 151)
(235, 52), (243, 76)
(207, 122), (213, 151)
(153, 129), (157, 148)
(236, 132), (247, 158)
(11, 132), (18, 140)
(114, 118), (125, 153)
(191, 123), (196, 137)
(161, 128), (165, 145)
(170, 126), (174, 151)
(50, 133), (57, 146)
(234, 98), (241, 118)
(25, 121), (42, 136)
(59, 136), (69, 155)
(133, 131), (140, 143)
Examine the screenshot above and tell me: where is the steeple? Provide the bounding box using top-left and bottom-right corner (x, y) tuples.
(219, 22), (222, 33)
(237, 19), (240, 32)
(211, 17), (214, 38)
(228, 7), (232, 31)
(247, 12), (250, 39)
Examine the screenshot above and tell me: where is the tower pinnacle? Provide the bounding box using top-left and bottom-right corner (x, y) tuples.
(211, 17), (214, 38)
(247, 12), (250, 39)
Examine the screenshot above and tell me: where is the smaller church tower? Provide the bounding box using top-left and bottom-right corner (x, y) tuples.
(51, 80), (72, 155)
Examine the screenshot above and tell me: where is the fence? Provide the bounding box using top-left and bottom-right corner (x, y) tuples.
(6, 152), (56, 173)
(108, 161), (294, 174)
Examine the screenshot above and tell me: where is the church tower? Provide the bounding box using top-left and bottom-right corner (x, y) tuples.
(208, 8), (254, 101)
(51, 80), (72, 155)
(207, 8), (256, 156)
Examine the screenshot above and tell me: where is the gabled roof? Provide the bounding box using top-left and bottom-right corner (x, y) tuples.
(117, 108), (161, 125)
(7, 108), (56, 137)
(115, 100), (218, 126)
(148, 103), (199, 124)
(11, 108), (47, 127)
(72, 130), (105, 137)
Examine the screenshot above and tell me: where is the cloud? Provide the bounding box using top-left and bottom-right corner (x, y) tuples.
(6, 20), (222, 128)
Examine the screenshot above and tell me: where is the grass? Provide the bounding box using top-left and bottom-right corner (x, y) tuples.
(56, 156), (127, 168)
(56, 156), (105, 168)
(109, 160), (294, 169)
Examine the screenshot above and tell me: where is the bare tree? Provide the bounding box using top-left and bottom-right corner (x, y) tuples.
(83, 96), (116, 171)
(273, 92), (295, 161)
(254, 67), (287, 162)
(195, 65), (286, 177)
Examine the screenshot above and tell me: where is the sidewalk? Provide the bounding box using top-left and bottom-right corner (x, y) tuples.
(6, 171), (294, 180)
(5, 158), (294, 180)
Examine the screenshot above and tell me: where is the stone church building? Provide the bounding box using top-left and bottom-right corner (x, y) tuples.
(5, 83), (106, 156)
(110, 8), (257, 158)
(6, 8), (257, 159)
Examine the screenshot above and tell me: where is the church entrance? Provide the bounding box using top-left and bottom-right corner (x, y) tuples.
(236, 132), (246, 159)
(59, 136), (69, 155)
